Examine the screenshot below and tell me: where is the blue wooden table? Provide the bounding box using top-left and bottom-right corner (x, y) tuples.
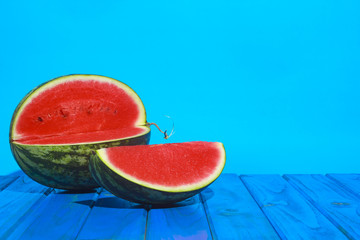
(1, 171), (359, 239)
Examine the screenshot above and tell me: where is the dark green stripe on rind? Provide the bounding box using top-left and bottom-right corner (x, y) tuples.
(10, 131), (150, 190)
(89, 150), (203, 205)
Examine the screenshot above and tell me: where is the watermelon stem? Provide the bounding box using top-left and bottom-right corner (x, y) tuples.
(146, 122), (170, 139)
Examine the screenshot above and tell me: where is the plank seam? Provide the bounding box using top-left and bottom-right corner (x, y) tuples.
(144, 205), (150, 240)
(282, 174), (354, 240)
(325, 174), (360, 201)
(1, 187), (53, 239)
(238, 175), (284, 240)
(75, 188), (103, 240)
(0, 176), (20, 191)
(199, 192), (216, 240)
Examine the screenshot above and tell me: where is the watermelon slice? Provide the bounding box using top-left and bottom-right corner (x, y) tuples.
(10, 74), (150, 190)
(89, 141), (226, 204)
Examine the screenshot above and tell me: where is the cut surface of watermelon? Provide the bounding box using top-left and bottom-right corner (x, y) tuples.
(96, 141), (226, 192)
(11, 75), (148, 145)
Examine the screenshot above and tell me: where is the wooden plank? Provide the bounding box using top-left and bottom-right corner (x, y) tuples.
(0, 175), (19, 191)
(6, 170), (25, 177)
(284, 174), (360, 239)
(146, 195), (211, 240)
(326, 174), (360, 198)
(201, 174), (279, 239)
(77, 190), (147, 240)
(7, 188), (100, 240)
(0, 175), (51, 239)
(240, 174), (348, 240)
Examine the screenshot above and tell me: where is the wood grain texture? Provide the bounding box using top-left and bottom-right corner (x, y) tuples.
(0, 175), (51, 239)
(201, 174), (280, 239)
(8, 188), (100, 240)
(77, 190), (147, 240)
(2, 171), (360, 240)
(146, 195), (211, 240)
(326, 174), (360, 199)
(284, 174), (360, 239)
(240, 174), (348, 240)
(0, 175), (18, 191)
(6, 170), (25, 177)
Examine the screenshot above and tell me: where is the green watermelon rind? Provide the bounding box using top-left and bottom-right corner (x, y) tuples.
(10, 131), (150, 190)
(89, 143), (226, 204)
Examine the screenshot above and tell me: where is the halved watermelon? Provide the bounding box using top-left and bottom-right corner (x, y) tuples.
(10, 74), (150, 190)
(89, 141), (226, 204)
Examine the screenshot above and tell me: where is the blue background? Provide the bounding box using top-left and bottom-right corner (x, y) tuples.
(1, 0), (359, 175)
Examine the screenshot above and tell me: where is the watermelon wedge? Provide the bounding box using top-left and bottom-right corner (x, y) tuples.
(89, 141), (226, 204)
(10, 74), (150, 190)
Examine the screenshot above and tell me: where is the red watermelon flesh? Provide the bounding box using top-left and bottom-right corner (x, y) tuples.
(97, 141), (226, 190)
(11, 75), (148, 145)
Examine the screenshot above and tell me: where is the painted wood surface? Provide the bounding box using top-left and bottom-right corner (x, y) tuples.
(146, 195), (212, 240)
(8, 188), (100, 240)
(77, 189), (147, 240)
(0, 175), (18, 191)
(284, 174), (360, 239)
(0, 175), (51, 239)
(240, 174), (348, 240)
(1, 172), (359, 239)
(201, 174), (280, 239)
(327, 174), (360, 198)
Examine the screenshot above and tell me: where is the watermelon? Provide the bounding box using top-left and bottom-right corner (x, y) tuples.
(10, 74), (150, 190)
(89, 141), (226, 204)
